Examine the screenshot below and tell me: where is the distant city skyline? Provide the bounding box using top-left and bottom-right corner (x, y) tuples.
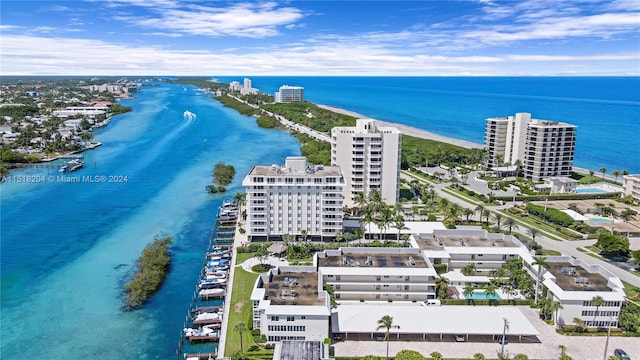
(1, 0), (639, 76)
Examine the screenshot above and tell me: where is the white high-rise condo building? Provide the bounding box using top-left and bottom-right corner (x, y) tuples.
(242, 156), (344, 241)
(331, 119), (402, 206)
(485, 113), (577, 182)
(275, 85), (304, 103)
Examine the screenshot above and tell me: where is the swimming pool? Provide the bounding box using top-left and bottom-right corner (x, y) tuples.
(589, 217), (614, 223)
(466, 290), (501, 300)
(576, 188), (607, 194)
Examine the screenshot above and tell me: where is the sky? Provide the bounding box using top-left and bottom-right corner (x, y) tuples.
(1, 0), (639, 76)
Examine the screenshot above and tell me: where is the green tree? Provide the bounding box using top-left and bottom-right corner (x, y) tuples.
(527, 227), (540, 243)
(393, 214), (406, 243)
(533, 256), (549, 303)
(394, 349), (426, 360)
(463, 283), (475, 299)
(254, 245), (268, 266)
(595, 232), (630, 256)
(573, 317), (586, 333)
(504, 216), (518, 234)
(435, 275), (450, 299)
(492, 213), (504, 231)
(461, 264), (476, 276)
(233, 321), (247, 352)
(618, 302), (640, 332)
(591, 295), (605, 326)
(463, 208), (474, 222)
(473, 354), (486, 360)
(376, 315), (400, 360)
(549, 300), (563, 325)
(620, 208), (637, 221)
(611, 170), (620, 183)
(558, 344), (567, 357)
(430, 352), (444, 360)
(599, 167), (607, 179)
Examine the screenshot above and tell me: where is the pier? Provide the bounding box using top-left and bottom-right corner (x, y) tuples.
(176, 200), (239, 360)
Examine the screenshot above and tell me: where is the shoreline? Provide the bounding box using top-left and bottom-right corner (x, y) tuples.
(317, 104), (483, 149)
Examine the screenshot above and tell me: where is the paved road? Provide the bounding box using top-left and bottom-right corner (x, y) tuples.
(402, 171), (640, 287)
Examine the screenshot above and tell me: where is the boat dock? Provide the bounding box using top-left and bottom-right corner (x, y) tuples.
(176, 200), (239, 359)
(183, 352), (217, 360)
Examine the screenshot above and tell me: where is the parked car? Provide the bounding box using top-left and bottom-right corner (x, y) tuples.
(614, 349), (631, 360)
(455, 334), (466, 342)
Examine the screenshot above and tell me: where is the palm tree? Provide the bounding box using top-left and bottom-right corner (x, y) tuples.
(492, 213), (504, 231)
(484, 284), (498, 299)
(463, 283), (475, 299)
(435, 275), (450, 299)
(599, 167), (607, 179)
(361, 207), (374, 241)
(379, 206), (395, 240)
(589, 170), (595, 177)
(233, 321), (248, 352)
(504, 217), (518, 234)
(300, 229), (308, 242)
(573, 317), (586, 333)
(482, 209), (491, 225)
(368, 190), (383, 213)
(558, 344), (567, 357)
(354, 191), (367, 216)
(475, 203), (485, 221)
(591, 295), (605, 326)
(376, 315), (400, 360)
(612, 170), (620, 183)
(549, 300), (563, 325)
(533, 256), (549, 303)
(527, 227), (540, 243)
(463, 208), (474, 223)
(393, 214), (406, 243)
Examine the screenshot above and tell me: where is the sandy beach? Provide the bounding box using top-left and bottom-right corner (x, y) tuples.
(317, 104), (482, 149)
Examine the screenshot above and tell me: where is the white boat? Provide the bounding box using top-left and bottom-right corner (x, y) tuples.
(199, 288), (225, 297)
(58, 159), (84, 173)
(205, 272), (227, 279)
(183, 327), (216, 337)
(194, 312), (222, 322)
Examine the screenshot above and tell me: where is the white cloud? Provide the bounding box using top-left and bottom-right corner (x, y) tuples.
(113, 2), (306, 38)
(1, 34), (638, 76)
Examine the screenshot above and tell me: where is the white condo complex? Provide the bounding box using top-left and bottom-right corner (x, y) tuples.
(250, 225), (625, 345)
(331, 119), (402, 206)
(622, 174), (640, 203)
(275, 85), (304, 103)
(242, 156), (344, 241)
(485, 112), (577, 182)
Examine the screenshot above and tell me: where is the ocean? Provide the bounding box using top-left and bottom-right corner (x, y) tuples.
(216, 76), (640, 173)
(1, 77), (638, 359)
(0, 83), (300, 359)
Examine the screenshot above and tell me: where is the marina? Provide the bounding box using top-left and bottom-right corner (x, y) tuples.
(177, 200), (239, 359)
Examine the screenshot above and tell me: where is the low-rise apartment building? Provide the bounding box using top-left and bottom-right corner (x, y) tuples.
(250, 267), (331, 342)
(316, 248), (438, 301)
(622, 174), (640, 203)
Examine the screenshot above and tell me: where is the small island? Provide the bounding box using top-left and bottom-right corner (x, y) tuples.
(123, 236), (173, 310)
(206, 161), (235, 193)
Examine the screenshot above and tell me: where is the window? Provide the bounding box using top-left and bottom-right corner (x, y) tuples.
(271, 316), (279, 321)
(287, 316), (295, 322)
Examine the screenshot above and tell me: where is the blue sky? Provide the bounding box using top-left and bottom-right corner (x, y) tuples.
(1, 0), (639, 75)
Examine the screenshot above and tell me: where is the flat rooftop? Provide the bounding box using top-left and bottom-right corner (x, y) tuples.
(332, 304), (538, 336)
(546, 262), (612, 292)
(318, 251), (428, 268)
(264, 271), (324, 306)
(249, 164), (341, 177)
(416, 235), (518, 250)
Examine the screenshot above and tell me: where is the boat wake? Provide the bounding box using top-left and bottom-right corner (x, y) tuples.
(183, 110), (196, 121)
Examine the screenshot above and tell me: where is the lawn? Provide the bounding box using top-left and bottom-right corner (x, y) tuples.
(235, 251), (257, 264)
(224, 265), (260, 356)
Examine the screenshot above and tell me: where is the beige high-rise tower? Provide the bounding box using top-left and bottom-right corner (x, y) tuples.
(485, 113), (577, 182)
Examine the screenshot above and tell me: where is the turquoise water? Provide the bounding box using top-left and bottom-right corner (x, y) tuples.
(217, 76), (640, 173)
(0, 83), (300, 359)
(589, 217), (614, 223)
(466, 291), (501, 300)
(576, 188), (607, 194)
